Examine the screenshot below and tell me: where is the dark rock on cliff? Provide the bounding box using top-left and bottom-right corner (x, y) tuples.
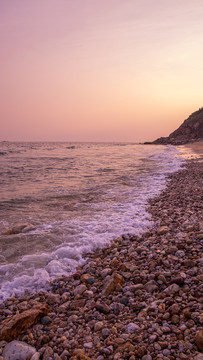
(145, 107), (203, 145)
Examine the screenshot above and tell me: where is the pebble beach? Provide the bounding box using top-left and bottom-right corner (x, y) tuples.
(0, 150), (203, 360)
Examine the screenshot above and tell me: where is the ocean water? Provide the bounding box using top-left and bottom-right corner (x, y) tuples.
(0, 142), (186, 301)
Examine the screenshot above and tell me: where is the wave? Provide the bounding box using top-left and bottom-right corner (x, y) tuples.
(0, 143), (187, 302)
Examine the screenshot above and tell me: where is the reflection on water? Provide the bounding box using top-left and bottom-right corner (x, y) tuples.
(0, 142), (185, 300)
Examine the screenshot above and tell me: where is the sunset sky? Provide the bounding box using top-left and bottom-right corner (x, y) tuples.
(1, 0), (203, 142)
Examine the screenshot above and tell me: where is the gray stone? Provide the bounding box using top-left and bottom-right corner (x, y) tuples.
(164, 283), (179, 295)
(110, 302), (124, 315)
(100, 268), (112, 278)
(102, 328), (110, 339)
(120, 297), (129, 305)
(73, 284), (87, 296)
(84, 342), (93, 349)
(145, 280), (158, 292)
(163, 349), (170, 356)
(54, 354), (62, 360)
(41, 316), (52, 325)
(175, 250), (185, 257)
(126, 323), (140, 334)
(142, 355), (152, 360)
(31, 354), (40, 360)
(42, 346), (53, 360)
(60, 350), (69, 360)
(94, 321), (104, 331)
(3, 340), (39, 360)
(149, 334), (157, 343)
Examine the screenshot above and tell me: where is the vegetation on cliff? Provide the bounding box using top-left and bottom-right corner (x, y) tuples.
(146, 107), (203, 145)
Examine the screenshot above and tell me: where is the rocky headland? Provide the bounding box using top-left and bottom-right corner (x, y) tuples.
(145, 108), (203, 145)
(0, 158), (203, 360)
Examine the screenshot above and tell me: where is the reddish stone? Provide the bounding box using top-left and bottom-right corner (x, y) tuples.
(102, 273), (124, 296)
(0, 303), (48, 341)
(195, 330), (203, 351)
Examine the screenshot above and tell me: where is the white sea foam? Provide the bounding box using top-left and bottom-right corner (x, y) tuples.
(0, 143), (186, 302)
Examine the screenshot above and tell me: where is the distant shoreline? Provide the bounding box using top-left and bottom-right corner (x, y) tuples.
(181, 139), (203, 156)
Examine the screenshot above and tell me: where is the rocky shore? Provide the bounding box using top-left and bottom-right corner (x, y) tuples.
(0, 159), (203, 360)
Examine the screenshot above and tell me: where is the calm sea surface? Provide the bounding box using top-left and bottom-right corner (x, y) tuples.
(0, 142), (188, 301)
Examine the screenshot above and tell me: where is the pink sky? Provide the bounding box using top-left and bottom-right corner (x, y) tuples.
(0, 0), (203, 141)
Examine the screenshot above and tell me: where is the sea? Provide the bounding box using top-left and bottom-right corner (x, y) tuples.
(0, 141), (194, 302)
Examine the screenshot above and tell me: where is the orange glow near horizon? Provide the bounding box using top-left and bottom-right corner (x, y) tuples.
(0, 0), (203, 142)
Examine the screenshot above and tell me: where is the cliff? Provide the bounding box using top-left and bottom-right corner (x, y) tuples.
(146, 107), (203, 145)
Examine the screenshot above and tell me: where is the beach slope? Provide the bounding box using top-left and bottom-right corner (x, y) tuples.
(0, 157), (203, 359)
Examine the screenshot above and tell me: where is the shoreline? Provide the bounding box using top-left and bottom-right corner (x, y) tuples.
(0, 142), (183, 303)
(0, 157), (203, 359)
(180, 140), (203, 157)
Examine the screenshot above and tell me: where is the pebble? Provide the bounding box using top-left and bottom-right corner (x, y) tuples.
(142, 355), (152, 360)
(126, 323), (140, 334)
(149, 335), (157, 343)
(3, 340), (39, 360)
(0, 160), (202, 360)
(194, 354), (203, 360)
(41, 316), (52, 325)
(195, 330), (203, 351)
(120, 297), (129, 305)
(46, 294), (60, 305)
(163, 349), (171, 356)
(42, 346), (53, 360)
(84, 342), (93, 349)
(101, 328), (110, 339)
(94, 322), (104, 331)
(164, 283), (180, 295)
(157, 226), (169, 235)
(73, 284), (87, 296)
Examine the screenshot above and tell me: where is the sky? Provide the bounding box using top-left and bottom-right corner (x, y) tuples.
(0, 0), (203, 142)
